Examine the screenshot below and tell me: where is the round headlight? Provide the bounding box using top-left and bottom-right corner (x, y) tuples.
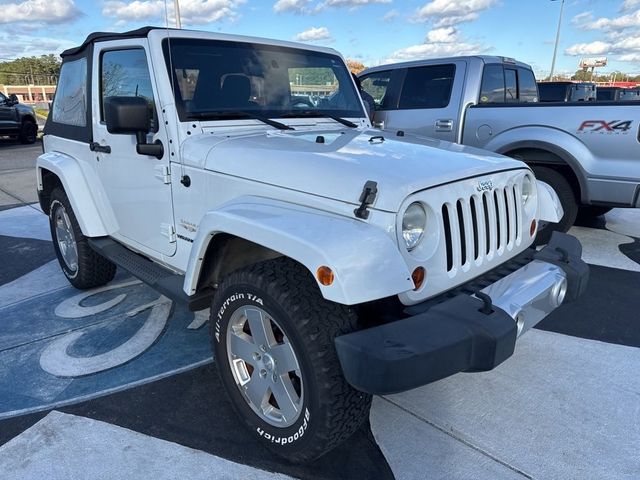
(402, 202), (426, 250)
(521, 175), (533, 205)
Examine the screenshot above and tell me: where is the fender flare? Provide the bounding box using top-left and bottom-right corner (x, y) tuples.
(184, 197), (414, 306)
(537, 180), (563, 223)
(485, 127), (592, 202)
(37, 151), (113, 236)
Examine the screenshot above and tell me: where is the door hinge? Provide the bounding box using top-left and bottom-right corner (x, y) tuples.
(154, 165), (171, 184)
(160, 223), (176, 243)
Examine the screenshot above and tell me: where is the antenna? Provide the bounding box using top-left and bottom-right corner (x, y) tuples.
(163, 0), (187, 184)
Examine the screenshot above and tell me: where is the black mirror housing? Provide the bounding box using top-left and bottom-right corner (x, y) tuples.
(104, 96), (150, 135)
(8, 93), (18, 105)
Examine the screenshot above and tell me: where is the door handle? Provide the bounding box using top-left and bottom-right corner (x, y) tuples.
(435, 119), (453, 132)
(89, 142), (111, 154)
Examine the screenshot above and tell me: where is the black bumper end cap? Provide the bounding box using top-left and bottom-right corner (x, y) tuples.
(534, 231), (589, 303)
(335, 295), (516, 395)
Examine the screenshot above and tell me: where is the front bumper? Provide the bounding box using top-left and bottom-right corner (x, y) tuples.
(335, 232), (589, 395)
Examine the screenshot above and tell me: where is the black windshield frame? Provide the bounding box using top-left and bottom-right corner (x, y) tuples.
(162, 38), (365, 123)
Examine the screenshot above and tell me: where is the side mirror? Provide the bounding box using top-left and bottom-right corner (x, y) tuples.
(8, 94), (18, 105)
(104, 96), (163, 159)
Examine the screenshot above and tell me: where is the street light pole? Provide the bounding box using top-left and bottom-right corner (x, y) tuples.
(174, 0), (182, 28)
(549, 0), (565, 80)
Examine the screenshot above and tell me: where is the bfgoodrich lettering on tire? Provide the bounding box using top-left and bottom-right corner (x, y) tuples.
(210, 257), (372, 463)
(49, 188), (117, 289)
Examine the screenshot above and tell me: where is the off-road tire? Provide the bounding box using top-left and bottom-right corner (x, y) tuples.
(210, 257), (372, 463)
(578, 205), (612, 219)
(48, 188), (117, 289)
(532, 166), (578, 245)
(18, 119), (37, 144)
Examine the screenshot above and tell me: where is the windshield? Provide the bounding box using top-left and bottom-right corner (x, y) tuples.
(163, 38), (365, 121)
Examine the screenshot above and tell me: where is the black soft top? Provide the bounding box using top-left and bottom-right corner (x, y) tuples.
(61, 26), (175, 57)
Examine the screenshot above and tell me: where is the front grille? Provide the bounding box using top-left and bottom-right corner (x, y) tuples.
(442, 184), (521, 272)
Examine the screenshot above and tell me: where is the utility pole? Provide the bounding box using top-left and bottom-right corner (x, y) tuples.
(174, 0), (182, 28)
(549, 0), (565, 80)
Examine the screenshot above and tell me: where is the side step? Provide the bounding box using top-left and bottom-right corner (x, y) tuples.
(88, 237), (213, 311)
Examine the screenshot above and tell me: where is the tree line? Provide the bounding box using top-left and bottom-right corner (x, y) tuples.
(0, 55), (61, 85)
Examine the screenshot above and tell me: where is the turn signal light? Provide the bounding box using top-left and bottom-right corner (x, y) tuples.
(412, 267), (426, 290)
(530, 219), (537, 237)
(316, 266), (334, 286)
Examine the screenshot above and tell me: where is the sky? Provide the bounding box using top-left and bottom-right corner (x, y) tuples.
(1, 0), (639, 78)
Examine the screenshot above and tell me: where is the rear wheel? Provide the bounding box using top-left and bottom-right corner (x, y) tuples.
(18, 119), (37, 144)
(49, 188), (117, 289)
(210, 257), (371, 463)
(532, 166), (578, 245)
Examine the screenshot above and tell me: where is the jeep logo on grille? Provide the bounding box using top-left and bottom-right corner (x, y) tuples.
(477, 180), (494, 192)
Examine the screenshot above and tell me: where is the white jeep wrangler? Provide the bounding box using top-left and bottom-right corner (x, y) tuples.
(37, 27), (588, 462)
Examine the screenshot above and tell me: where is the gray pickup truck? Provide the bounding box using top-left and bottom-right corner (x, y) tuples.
(0, 92), (38, 144)
(359, 56), (640, 239)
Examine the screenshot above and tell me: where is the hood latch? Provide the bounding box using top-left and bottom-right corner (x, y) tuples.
(354, 180), (378, 220)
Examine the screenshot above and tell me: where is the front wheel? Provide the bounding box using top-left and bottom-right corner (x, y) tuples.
(49, 188), (117, 289)
(210, 258), (372, 463)
(18, 119), (37, 144)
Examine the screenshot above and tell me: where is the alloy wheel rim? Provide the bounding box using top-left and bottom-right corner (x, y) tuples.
(54, 205), (78, 272)
(226, 306), (303, 428)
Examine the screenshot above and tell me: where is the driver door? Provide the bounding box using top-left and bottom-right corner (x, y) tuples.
(92, 42), (176, 257)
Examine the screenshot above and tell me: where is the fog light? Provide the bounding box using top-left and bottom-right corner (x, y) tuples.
(550, 277), (568, 307)
(412, 267), (426, 290)
(316, 266), (334, 286)
(530, 219), (537, 237)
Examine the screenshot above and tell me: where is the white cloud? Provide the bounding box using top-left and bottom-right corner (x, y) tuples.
(572, 8), (640, 31)
(621, 0), (640, 12)
(382, 8), (398, 21)
(0, 0), (81, 24)
(566, 4), (640, 64)
(102, 0), (245, 25)
(386, 27), (487, 63)
(413, 0), (498, 26)
(294, 26), (332, 42)
(273, 0), (311, 13)
(426, 26), (457, 43)
(565, 41), (611, 56)
(0, 33), (76, 61)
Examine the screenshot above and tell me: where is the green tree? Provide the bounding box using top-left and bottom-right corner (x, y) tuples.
(0, 55), (61, 85)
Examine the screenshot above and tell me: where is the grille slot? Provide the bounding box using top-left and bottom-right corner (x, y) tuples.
(442, 183), (520, 272)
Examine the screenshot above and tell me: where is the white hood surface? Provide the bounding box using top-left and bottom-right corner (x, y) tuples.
(181, 127), (526, 212)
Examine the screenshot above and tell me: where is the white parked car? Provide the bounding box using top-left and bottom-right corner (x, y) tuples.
(37, 27), (588, 462)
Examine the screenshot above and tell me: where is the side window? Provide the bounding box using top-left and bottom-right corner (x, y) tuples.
(360, 71), (392, 110)
(101, 49), (157, 130)
(479, 64), (505, 104)
(52, 58), (87, 126)
(0, 92), (6, 104)
(518, 68), (538, 102)
(398, 64), (455, 109)
(505, 69), (517, 102)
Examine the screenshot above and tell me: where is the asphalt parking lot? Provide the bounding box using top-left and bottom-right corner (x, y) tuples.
(0, 142), (638, 479)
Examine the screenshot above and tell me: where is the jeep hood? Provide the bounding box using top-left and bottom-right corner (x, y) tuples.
(182, 128), (525, 212)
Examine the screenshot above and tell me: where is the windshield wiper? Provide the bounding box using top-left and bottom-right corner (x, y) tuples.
(186, 111), (295, 131)
(280, 111), (358, 128)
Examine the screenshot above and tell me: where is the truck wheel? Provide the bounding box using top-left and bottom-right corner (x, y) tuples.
(210, 257), (372, 463)
(18, 119), (37, 144)
(578, 205), (612, 219)
(49, 188), (117, 289)
(532, 166), (578, 245)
